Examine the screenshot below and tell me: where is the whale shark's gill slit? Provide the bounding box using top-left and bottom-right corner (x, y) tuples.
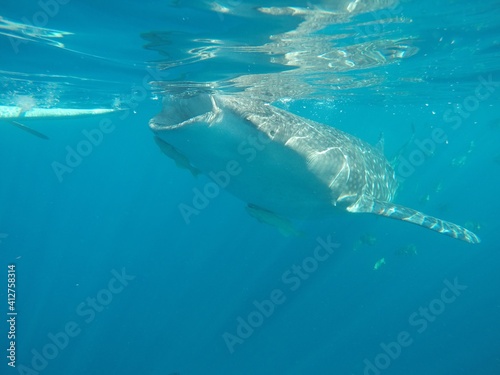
(350, 197), (480, 244)
(285, 135), (307, 146)
(328, 150), (350, 190)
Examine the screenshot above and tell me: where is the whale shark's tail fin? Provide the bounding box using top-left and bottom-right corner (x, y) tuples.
(348, 197), (480, 244)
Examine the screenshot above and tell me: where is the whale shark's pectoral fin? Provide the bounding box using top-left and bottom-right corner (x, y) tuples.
(154, 136), (201, 177)
(246, 204), (304, 237)
(347, 197), (480, 244)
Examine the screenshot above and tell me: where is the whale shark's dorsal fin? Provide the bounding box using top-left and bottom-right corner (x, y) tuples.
(376, 132), (384, 153)
(347, 196), (480, 244)
(389, 123), (416, 167)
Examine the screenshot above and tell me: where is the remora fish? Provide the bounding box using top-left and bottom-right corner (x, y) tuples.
(150, 93), (480, 244)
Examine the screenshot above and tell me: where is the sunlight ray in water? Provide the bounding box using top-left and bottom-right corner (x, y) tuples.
(0, 15), (72, 48)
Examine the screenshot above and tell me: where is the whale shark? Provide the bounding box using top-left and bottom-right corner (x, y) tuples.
(150, 93), (480, 244)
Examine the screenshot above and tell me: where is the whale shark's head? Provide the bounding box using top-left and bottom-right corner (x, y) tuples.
(149, 93), (221, 132)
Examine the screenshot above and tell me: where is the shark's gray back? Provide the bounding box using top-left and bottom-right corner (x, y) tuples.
(217, 95), (398, 209)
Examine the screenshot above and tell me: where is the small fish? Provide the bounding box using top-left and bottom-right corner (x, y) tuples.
(373, 257), (386, 270)
(395, 243), (418, 256)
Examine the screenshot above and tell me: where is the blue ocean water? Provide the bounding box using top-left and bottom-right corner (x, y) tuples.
(1, 1), (499, 374)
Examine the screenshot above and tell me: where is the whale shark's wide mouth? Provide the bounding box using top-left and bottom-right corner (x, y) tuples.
(149, 93), (220, 131)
